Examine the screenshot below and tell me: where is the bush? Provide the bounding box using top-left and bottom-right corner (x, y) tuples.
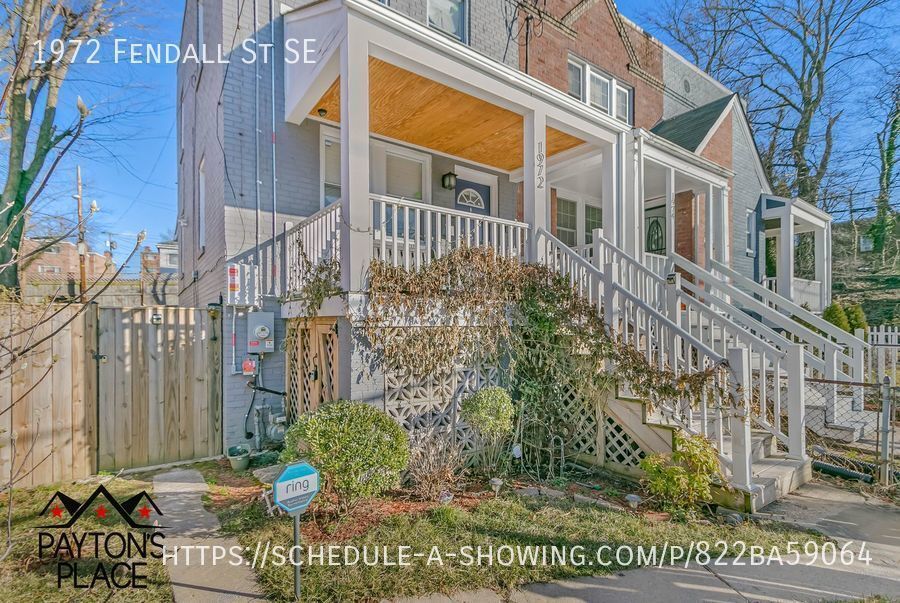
(845, 303), (868, 334)
(460, 387), (515, 474)
(280, 401), (409, 511)
(639, 433), (722, 515)
(822, 302), (851, 332)
(407, 429), (464, 501)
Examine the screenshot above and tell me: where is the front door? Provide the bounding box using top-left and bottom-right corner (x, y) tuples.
(454, 179), (491, 216)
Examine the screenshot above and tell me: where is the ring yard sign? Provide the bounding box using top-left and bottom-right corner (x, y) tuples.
(273, 462), (319, 515)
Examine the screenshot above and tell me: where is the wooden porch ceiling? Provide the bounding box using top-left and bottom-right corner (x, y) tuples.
(311, 58), (584, 172)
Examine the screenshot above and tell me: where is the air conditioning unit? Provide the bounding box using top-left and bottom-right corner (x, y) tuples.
(225, 263), (259, 307)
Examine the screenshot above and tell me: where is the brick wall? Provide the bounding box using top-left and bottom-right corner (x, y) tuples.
(674, 190), (694, 261)
(521, 0), (664, 130)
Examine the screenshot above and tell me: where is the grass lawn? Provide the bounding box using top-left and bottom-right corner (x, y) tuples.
(197, 460), (827, 603)
(0, 476), (172, 602)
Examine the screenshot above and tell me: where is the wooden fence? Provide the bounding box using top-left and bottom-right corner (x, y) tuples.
(0, 304), (222, 488)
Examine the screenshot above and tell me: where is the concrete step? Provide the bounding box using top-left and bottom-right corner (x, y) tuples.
(750, 454), (812, 512)
(720, 430), (777, 464)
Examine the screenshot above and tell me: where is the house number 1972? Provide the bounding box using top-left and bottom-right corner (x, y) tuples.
(536, 142), (545, 189)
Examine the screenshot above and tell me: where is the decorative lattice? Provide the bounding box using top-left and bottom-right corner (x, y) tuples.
(558, 382), (599, 458)
(285, 319), (338, 423)
(383, 360), (499, 451)
(603, 415), (646, 467)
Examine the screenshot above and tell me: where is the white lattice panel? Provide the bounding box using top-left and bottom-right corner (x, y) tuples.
(603, 415), (646, 467)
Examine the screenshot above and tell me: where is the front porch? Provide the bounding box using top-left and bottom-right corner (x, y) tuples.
(763, 195), (833, 313)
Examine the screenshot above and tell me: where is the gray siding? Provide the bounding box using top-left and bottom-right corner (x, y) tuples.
(661, 49), (730, 120)
(730, 111), (766, 281)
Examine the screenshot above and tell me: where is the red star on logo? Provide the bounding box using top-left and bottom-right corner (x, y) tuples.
(51, 505), (63, 519)
(138, 505), (151, 519)
(95, 504), (108, 519)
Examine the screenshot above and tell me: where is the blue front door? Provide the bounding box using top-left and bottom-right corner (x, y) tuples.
(454, 179), (491, 216)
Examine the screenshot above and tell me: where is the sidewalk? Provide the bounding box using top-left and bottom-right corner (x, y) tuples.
(154, 469), (266, 602)
(391, 482), (900, 603)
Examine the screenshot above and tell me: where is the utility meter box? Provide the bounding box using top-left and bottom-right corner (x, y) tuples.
(247, 312), (275, 354)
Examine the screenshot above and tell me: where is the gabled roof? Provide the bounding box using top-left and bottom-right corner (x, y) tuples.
(650, 94), (735, 152)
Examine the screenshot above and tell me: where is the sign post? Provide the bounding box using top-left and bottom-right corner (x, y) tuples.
(272, 462), (319, 600)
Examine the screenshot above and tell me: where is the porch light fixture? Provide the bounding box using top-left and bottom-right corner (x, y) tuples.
(441, 171), (457, 190)
(317, 107), (328, 118)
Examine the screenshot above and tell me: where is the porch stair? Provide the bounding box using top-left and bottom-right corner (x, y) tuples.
(536, 228), (810, 511)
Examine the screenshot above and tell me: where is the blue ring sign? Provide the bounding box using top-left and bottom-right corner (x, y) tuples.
(273, 462), (319, 514)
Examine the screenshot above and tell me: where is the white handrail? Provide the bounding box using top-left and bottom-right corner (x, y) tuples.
(284, 202), (342, 296)
(711, 259), (865, 351)
(371, 195), (530, 270)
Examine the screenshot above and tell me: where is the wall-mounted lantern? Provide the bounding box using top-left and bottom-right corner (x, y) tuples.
(441, 171), (457, 190)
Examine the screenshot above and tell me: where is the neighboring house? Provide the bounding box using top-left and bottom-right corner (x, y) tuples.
(178, 0), (861, 510)
(139, 241), (180, 305)
(20, 238), (114, 302)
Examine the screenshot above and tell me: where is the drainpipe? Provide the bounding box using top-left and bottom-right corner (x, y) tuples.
(253, 0), (262, 271)
(270, 0), (279, 296)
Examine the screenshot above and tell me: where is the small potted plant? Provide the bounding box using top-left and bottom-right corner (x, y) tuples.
(227, 445), (251, 471)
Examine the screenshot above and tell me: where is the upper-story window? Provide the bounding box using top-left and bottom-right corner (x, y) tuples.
(428, 0), (469, 44)
(567, 56), (633, 125)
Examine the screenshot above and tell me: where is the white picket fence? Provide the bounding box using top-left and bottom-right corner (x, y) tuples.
(866, 325), (900, 385)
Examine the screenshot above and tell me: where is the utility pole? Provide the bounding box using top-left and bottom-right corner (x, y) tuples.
(75, 166), (87, 300)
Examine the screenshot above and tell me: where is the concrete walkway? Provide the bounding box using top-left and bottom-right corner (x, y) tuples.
(153, 469), (265, 602)
(391, 482), (900, 603)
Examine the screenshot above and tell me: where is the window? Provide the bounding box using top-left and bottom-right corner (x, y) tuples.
(584, 204), (602, 244)
(45, 245), (61, 254)
(589, 72), (610, 112)
(197, 157), (206, 251)
(428, 0), (468, 44)
(386, 153), (423, 200)
(556, 198), (578, 247)
(567, 56), (633, 125)
(567, 61), (583, 100)
(322, 136), (341, 207)
(38, 265), (61, 274)
(745, 209), (756, 256)
(615, 86), (631, 124)
(162, 252), (179, 268)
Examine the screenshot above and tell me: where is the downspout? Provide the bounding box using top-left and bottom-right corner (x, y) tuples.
(270, 0), (279, 296)
(253, 0), (262, 270)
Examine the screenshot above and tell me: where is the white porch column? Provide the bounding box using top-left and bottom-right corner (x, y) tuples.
(524, 108), (548, 260)
(815, 223), (832, 308)
(777, 211), (794, 302)
(339, 32), (370, 294)
(704, 182), (713, 268)
(602, 133), (626, 248)
(665, 166), (675, 259)
(621, 133), (643, 258)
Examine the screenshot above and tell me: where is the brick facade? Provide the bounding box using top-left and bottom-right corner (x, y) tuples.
(520, 0), (664, 130)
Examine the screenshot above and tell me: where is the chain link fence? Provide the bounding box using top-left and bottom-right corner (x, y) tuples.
(804, 377), (898, 486)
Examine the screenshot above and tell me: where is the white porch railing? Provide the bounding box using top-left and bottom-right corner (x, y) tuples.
(585, 231), (803, 456)
(284, 202), (342, 296)
(537, 227), (766, 490)
(866, 325), (900, 384)
(644, 252), (669, 278)
(371, 195), (529, 269)
(708, 259), (867, 382)
(763, 276), (824, 312)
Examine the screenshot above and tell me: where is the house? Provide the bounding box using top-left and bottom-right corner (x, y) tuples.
(20, 238), (114, 302)
(178, 0), (865, 510)
(139, 241), (180, 305)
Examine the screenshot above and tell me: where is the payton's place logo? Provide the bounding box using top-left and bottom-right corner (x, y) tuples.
(36, 485), (166, 590)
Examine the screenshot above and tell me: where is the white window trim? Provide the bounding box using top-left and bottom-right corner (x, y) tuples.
(427, 0), (470, 45)
(320, 124), (433, 209)
(453, 165), (498, 217)
(745, 208), (756, 257)
(567, 59), (584, 100)
(568, 56), (633, 125)
(555, 187), (603, 247)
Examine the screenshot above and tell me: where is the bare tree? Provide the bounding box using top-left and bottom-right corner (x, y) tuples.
(868, 73), (900, 266)
(649, 0), (888, 211)
(0, 0), (118, 289)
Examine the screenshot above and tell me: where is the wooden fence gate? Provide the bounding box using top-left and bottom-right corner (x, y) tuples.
(96, 306), (223, 472)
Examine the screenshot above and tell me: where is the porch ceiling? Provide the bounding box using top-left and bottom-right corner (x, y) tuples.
(311, 58), (584, 171)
